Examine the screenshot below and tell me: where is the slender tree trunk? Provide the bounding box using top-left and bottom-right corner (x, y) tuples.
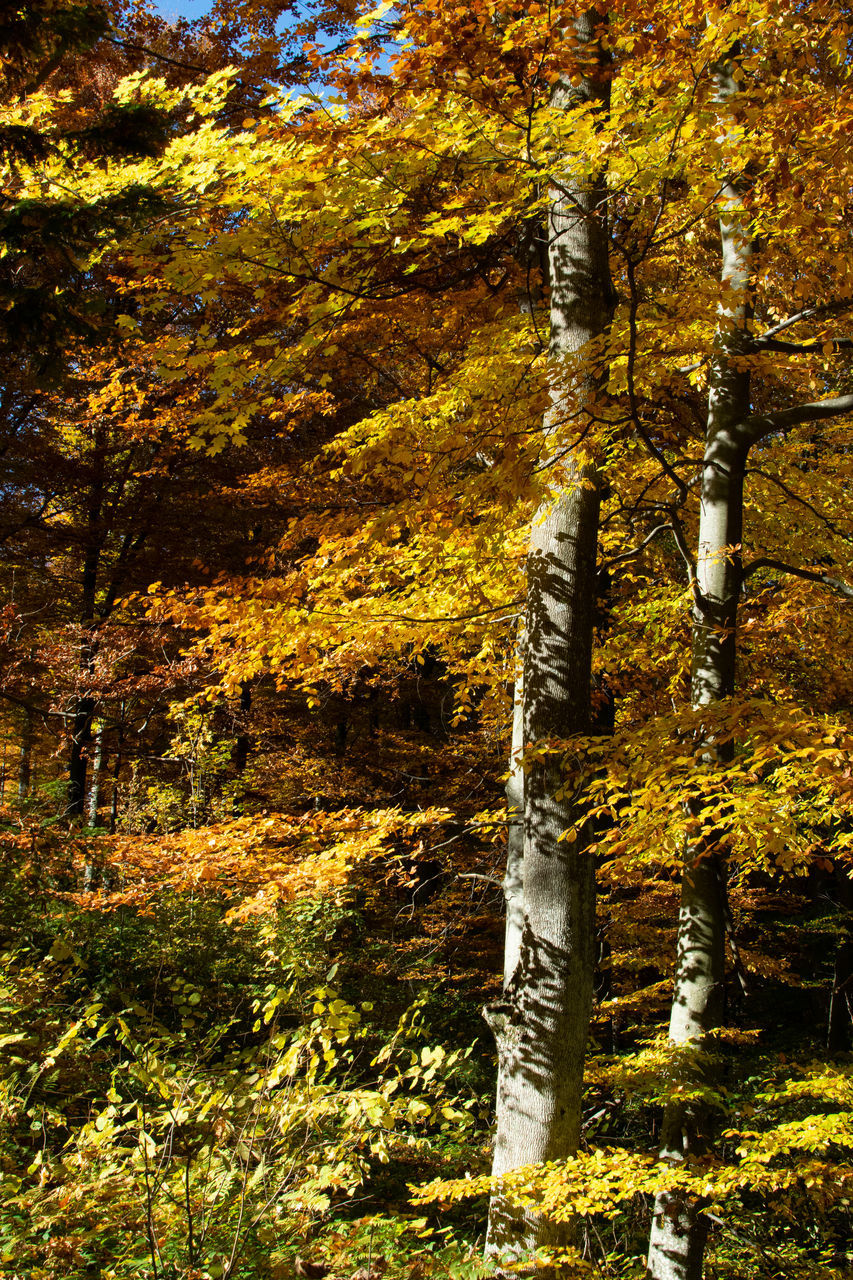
(486, 10), (614, 1263)
(68, 694), (95, 819)
(68, 441), (104, 820)
(109, 714), (124, 835)
(87, 723), (105, 827)
(18, 707), (32, 802)
(647, 55), (751, 1280)
(233, 682), (252, 776)
(232, 682), (253, 816)
(827, 867), (853, 1052)
(501, 625), (526, 992)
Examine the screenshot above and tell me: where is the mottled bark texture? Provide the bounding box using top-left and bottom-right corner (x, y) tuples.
(486, 9), (614, 1264)
(87, 724), (105, 828)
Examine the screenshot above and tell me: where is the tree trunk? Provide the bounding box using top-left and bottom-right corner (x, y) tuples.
(827, 866), (853, 1052)
(486, 9), (614, 1264)
(109, 714), (124, 835)
(18, 707), (32, 801)
(87, 723), (105, 827)
(68, 439), (104, 820)
(501, 625), (526, 991)
(68, 695), (95, 820)
(233, 682), (252, 776)
(232, 682), (253, 816)
(647, 54), (750, 1280)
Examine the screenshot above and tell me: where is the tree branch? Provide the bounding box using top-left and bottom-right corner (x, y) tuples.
(755, 299), (853, 342)
(742, 558), (853, 598)
(753, 337), (853, 354)
(745, 466), (852, 542)
(307, 599), (524, 624)
(103, 34), (210, 77)
(600, 523), (672, 572)
(743, 393), (853, 441)
(669, 510), (701, 605)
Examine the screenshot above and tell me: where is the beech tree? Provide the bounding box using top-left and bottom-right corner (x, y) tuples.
(484, 6), (613, 1261)
(647, 15), (853, 1277)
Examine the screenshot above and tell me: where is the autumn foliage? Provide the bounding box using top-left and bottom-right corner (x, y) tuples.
(2, 1), (853, 1278)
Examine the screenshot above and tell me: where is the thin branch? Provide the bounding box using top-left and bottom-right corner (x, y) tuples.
(622, 255), (691, 504)
(742, 558), (853, 598)
(103, 34), (211, 76)
(669, 510), (700, 596)
(755, 299), (853, 343)
(600, 523), (672, 572)
(746, 466), (852, 542)
(306, 600), (523, 624)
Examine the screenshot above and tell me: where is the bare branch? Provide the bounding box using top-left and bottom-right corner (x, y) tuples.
(307, 599), (524, 624)
(103, 34), (211, 77)
(669, 510), (701, 603)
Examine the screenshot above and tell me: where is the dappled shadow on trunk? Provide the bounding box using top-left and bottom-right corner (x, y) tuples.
(648, 852), (725, 1280)
(486, 847), (595, 1258)
(486, 535), (598, 1263)
(525, 539), (597, 738)
(689, 426), (745, 711)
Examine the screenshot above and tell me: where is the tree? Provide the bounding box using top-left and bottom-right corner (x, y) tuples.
(647, 12), (853, 1275)
(484, 6), (614, 1262)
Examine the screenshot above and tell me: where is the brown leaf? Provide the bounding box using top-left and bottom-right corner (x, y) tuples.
(350, 1262), (387, 1280)
(295, 1258), (330, 1279)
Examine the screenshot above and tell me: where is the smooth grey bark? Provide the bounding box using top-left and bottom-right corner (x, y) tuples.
(486, 9), (614, 1264)
(646, 248), (853, 1280)
(644, 31), (853, 1270)
(502, 625), (526, 991)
